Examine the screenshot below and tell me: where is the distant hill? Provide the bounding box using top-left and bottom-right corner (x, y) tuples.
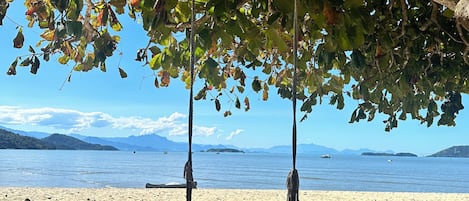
(42, 134), (118, 150)
(206, 148), (244, 153)
(249, 143), (339, 154)
(428, 146), (469, 158)
(0, 128), (117, 150)
(0, 129), (54, 149)
(362, 152), (417, 157)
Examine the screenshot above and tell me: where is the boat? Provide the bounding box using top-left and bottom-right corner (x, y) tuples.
(145, 182), (197, 189)
(321, 154), (331, 158)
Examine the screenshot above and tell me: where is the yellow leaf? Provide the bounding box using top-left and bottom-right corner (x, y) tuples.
(41, 30), (55, 41)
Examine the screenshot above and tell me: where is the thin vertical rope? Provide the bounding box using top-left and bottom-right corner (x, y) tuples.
(286, 0), (299, 200)
(184, 0), (196, 200)
(292, 0), (298, 171)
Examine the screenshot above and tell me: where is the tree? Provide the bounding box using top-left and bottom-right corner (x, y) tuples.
(2, 0), (468, 131)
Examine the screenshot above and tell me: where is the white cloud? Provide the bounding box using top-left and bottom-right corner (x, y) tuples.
(226, 129), (244, 140)
(0, 106), (216, 136)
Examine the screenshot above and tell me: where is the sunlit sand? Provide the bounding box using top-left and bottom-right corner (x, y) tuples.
(2, 187), (469, 201)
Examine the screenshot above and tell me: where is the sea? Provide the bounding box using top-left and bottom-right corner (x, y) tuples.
(1, 150), (468, 193)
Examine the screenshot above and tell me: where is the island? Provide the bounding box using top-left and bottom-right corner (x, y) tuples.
(206, 148), (244, 153)
(361, 152), (417, 157)
(428, 146), (469, 158)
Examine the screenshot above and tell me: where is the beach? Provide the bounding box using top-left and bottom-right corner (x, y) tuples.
(2, 187), (469, 201)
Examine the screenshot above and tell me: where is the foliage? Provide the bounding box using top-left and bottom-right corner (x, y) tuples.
(2, 0), (469, 130)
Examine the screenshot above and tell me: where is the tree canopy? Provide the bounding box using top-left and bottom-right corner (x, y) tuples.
(2, 0), (468, 131)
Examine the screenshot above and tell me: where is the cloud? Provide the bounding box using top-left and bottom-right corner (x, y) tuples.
(226, 129), (244, 140)
(0, 106), (216, 136)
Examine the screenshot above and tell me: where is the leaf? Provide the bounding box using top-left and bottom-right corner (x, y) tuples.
(154, 77), (159, 88)
(223, 110), (232, 117)
(244, 96), (250, 111)
(100, 62), (106, 72)
(235, 97), (241, 109)
(262, 83), (269, 101)
(20, 57), (32, 66)
(13, 28), (24, 48)
(251, 78), (262, 92)
(108, 6), (122, 31)
(40, 30), (55, 41)
(6, 58), (18, 75)
(349, 108), (358, 123)
(58, 55), (70, 64)
(215, 99), (221, 111)
(30, 56), (40, 74)
(28, 45), (35, 54)
(158, 71), (171, 87)
(118, 67), (127, 78)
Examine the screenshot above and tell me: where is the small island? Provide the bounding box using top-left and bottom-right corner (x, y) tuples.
(206, 148), (244, 153)
(362, 152), (417, 157)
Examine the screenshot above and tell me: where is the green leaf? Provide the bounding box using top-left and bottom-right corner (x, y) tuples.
(265, 27), (288, 52)
(58, 55), (70, 64)
(251, 78), (262, 92)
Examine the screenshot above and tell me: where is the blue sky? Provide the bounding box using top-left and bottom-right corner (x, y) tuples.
(1, 3), (469, 156)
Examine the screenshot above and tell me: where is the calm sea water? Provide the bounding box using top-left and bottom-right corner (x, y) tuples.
(0, 150), (468, 193)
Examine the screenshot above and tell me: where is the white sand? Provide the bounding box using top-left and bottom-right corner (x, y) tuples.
(2, 187), (469, 201)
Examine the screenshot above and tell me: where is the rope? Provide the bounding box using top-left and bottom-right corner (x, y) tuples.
(183, 0), (196, 200)
(286, 0), (300, 200)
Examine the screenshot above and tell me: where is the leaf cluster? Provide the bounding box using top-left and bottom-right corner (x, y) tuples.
(3, 0), (469, 131)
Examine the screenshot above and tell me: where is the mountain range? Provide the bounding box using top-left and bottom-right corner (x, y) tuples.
(3, 126), (468, 157)
(0, 126), (368, 154)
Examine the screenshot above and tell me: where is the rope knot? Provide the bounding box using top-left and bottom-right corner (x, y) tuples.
(286, 169), (299, 201)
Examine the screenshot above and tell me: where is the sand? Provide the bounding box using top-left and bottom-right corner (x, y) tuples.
(2, 187), (469, 201)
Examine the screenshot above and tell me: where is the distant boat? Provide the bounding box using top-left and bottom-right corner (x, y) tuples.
(321, 154), (331, 158)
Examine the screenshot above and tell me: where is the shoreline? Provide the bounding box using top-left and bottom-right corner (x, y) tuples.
(2, 187), (469, 201)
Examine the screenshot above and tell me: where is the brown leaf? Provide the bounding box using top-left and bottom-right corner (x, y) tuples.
(159, 71), (170, 87)
(244, 96), (250, 111)
(13, 29), (24, 48)
(118, 67), (127, 78)
(323, 2), (339, 25)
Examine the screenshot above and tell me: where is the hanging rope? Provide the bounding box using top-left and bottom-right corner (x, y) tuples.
(183, 0), (196, 200)
(286, 0), (299, 200)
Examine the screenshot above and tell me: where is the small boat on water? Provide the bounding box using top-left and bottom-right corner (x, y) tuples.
(321, 154), (331, 158)
(145, 182), (197, 189)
